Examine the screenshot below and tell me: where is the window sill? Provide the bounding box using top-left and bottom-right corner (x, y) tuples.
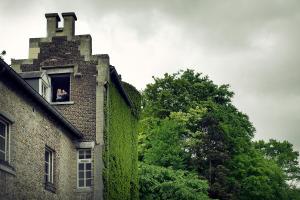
(76, 187), (93, 193)
(0, 160), (16, 176)
(50, 101), (74, 105)
(45, 182), (56, 193)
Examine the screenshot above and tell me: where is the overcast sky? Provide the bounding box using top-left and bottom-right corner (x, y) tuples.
(1, 0), (300, 154)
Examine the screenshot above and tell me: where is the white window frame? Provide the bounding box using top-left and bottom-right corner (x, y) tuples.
(77, 149), (92, 188)
(41, 81), (48, 99)
(45, 147), (54, 184)
(0, 118), (9, 163)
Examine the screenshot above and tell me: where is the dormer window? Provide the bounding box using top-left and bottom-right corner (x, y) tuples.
(19, 71), (51, 101)
(50, 74), (70, 102)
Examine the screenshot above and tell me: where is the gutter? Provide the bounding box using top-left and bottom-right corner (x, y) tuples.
(0, 59), (83, 139)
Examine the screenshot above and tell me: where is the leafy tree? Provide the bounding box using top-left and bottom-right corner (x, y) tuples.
(140, 69), (295, 200)
(254, 139), (300, 185)
(139, 163), (210, 200)
(143, 69), (233, 119)
(140, 117), (190, 170)
(229, 148), (289, 200)
(287, 187), (300, 200)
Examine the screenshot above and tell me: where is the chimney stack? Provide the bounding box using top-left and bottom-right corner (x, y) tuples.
(62, 12), (77, 37)
(45, 12), (77, 38)
(45, 13), (61, 37)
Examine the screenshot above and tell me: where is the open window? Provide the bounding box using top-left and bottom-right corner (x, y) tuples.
(50, 74), (70, 102)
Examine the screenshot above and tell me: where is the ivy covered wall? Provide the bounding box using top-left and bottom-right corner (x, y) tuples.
(103, 80), (140, 200)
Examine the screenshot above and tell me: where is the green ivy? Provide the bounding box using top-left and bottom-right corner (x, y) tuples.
(103, 81), (140, 200)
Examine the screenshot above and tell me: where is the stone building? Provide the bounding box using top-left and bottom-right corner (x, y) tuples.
(0, 12), (139, 200)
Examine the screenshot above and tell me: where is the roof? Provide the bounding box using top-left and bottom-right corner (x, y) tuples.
(109, 65), (134, 107)
(0, 59), (83, 139)
(19, 71), (44, 79)
(109, 66), (141, 118)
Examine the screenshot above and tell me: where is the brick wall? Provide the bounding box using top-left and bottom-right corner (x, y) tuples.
(0, 75), (77, 199)
(17, 36), (98, 141)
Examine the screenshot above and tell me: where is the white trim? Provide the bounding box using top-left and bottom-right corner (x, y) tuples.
(39, 78), (42, 95)
(46, 68), (74, 75)
(0, 118), (9, 162)
(50, 101), (74, 105)
(77, 149), (93, 188)
(45, 148), (54, 184)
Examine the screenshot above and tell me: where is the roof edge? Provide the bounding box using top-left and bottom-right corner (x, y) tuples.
(109, 66), (133, 107)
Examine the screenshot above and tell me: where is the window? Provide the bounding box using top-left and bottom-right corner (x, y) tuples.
(45, 148), (54, 184)
(0, 118), (9, 162)
(77, 149), (92, 188)
(50, 74), (70, 102)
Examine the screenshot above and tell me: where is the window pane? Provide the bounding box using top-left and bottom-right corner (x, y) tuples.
(45, 163), (49, 173)
(86, 171), (92, 178)
(0, 122), (5, 137)
(0, 151), (5, 161)
(79, 171), (84, 179)
(45, 174), (49, 182)
(79, 150), (84, 159)
(85, 150), (91, 159)
(79, 163), (84, 170)
(0, 137), (5, 151)
(45, 151), (49, 161)
(45, 149), (53, 183)
(86, 179), (92, 187)
(79, 179), (84, 187)
(49, 156), (53, 182)
(86, 163), (91, 170)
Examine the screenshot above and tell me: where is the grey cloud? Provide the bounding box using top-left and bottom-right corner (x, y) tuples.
(1, 0), (300, 154)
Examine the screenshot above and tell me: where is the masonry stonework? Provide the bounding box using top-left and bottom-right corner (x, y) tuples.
(0, 74), (77, 200)
(1, 12), (138, 200)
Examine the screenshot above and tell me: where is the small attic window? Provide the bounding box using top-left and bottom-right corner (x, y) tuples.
(50, 74), (70, 102)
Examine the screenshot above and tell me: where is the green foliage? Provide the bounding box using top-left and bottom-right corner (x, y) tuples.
(287, 188), (300, 200)
(254, 139), (300, 184)
(143, 69), (233, 118)
(140, 69), (298, 200)
(123, 81), (142, 117)
(103, 82), (139, 200)
(229, 148), (289, 200)
(139, 117), (190, 170)
(139, 163), (210, 200)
